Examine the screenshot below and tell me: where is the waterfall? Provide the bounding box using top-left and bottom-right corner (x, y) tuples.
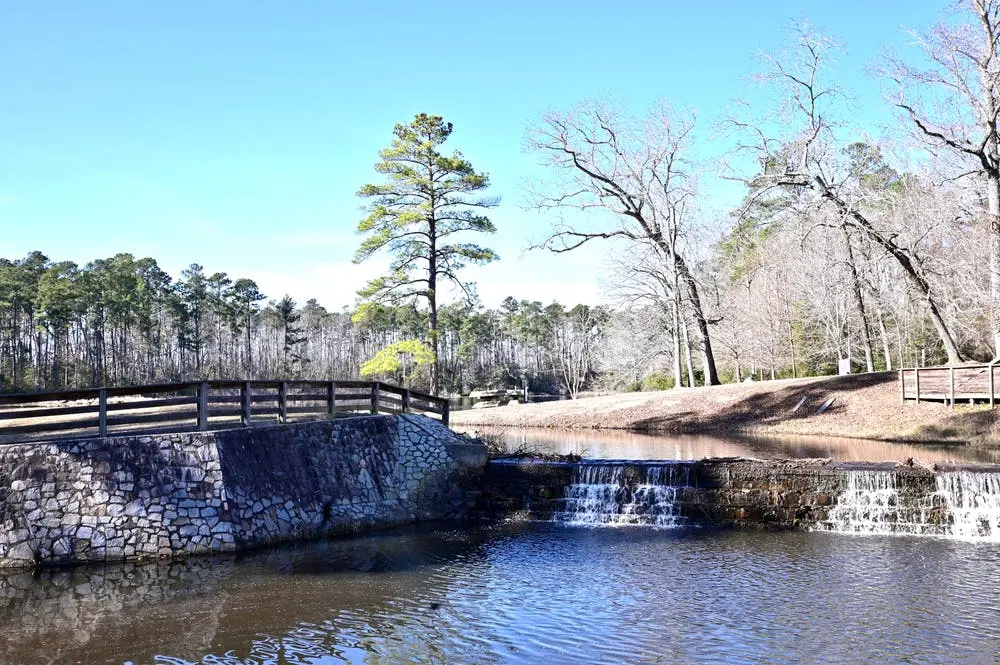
(555, 463), (689, 527)
(823, 469), (1000, 540)
(935, 472), (1000, 540)
(824, 470), (910, 534)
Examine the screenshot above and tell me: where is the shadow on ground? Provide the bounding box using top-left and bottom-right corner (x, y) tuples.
(629, 372), (1000, 444)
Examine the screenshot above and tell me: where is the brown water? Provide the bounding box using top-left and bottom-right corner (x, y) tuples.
(460, 426), (1000, 464)
(3, 524), (1000, 664)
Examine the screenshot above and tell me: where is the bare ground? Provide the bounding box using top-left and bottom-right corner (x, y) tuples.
(450, 372), (1000, 446)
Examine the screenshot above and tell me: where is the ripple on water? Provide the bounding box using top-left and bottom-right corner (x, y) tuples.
(5, 525), (1000, 665)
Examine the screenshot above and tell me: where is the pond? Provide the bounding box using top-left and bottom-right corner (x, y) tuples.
(2, 523), (999, 665)
(460, 426), (1000, 464)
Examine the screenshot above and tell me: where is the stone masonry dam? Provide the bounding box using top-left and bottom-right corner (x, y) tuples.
(0, 414), (486, 567)
(479, 457), (1000, 538)
(5, 420), (1000, 567)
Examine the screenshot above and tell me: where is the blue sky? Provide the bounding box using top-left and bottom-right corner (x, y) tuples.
(0, 1), (950, 309)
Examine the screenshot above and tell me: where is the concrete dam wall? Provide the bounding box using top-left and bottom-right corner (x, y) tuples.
(0, 415), (486, 567)
(479, 457), (1000, 538)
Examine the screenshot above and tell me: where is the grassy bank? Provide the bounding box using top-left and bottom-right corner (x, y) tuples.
(450, 372), (1000, 446)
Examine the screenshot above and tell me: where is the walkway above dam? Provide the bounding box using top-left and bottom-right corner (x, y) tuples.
(0, 379), (448, 443)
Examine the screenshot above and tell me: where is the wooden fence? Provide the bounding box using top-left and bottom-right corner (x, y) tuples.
(899, 363), (1000, 407)
(0, 380), (449, 444)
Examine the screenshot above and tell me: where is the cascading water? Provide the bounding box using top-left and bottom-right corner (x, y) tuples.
(824, 470), (909, 535)
(935, 472), (1000, 539)
(555, 463), (690, 527)
(823, 469), (1000, 540)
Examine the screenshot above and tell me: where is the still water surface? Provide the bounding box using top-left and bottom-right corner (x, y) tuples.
(3, 524), (1000, 665)
(464, 426), (1000, 464)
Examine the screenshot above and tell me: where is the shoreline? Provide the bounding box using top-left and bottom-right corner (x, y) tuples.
(459, 421), (989, 448)
(450, 372), (1000, 447)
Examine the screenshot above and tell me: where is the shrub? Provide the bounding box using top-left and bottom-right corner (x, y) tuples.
(643, 372), (675, 391)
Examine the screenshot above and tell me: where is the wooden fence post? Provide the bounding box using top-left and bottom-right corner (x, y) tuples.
(991, 364), (996, 408)
(98, 389), (108, 438)
(278, 381), (288, 424)
(328, 381), (337, 416)
(915, 369), (921, 404)
(949, 366), (956, 409)
(241, 381), (252, 427)
(899, 369), (905, 403)
(402, 388), (411, 414)
(441, 399), (450, 427)
(371, 383), (380, 415)
(198, 381), (209, 431)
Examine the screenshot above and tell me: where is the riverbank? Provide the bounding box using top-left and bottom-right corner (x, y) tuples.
(450, 372), (1000, 446)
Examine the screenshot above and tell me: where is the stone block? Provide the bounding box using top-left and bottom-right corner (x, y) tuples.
(7, 542), (33, 562)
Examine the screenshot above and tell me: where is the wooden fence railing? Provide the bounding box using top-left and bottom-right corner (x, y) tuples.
(899, 363), (999, 407)
(0, 380), (449, 443)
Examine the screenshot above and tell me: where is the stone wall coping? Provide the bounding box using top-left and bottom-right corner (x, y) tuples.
(487, 456), (1000, 474)
(933, 462), (1000, 473)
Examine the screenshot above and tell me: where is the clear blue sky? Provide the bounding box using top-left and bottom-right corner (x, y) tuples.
(0, 1), (949, 309)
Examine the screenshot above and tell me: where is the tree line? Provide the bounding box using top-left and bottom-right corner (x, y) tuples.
(10, 1), (1000, 397)
(0, 249), (611, 396)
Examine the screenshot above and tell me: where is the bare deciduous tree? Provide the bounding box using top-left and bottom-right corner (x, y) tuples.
(729, 24), (966, 364)
(885, 0), (1000, 358)
(526, 101), (721, 385)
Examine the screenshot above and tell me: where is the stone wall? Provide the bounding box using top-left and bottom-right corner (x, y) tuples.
(0, 414), (486, 568)
(477, 457), (944, 529)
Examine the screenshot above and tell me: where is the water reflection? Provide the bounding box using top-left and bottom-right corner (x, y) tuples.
(2, 525), (1000, 664)
(461, 426), (1000, 464)
(0, 527), (493, 665)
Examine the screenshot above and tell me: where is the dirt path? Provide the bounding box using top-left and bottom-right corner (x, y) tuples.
(451, 372), (1000, 446)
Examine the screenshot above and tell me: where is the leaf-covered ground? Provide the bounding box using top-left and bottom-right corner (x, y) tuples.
(451, 372), (1000, 446)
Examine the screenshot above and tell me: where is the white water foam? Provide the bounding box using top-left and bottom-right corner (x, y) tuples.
(555, 463), (689, 527)
(824, 471), (909, 534)
(935, 472), (1000, 540)
(823, 469), (1000, 541)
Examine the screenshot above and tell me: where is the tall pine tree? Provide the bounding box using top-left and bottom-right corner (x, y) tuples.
(354, 113), (499, 394)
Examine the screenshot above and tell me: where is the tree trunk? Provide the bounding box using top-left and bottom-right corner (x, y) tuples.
(245, 311), (253, 378)
(674, 254), (720, 385)
(52, 330), (62, 389)
(875, 303), (892, 371)
(680, 317), (696, 388)
(988, 173), (1000, 360)
(895, 319), (905, 370)
(670, 299), (683, 388)
(428, 215), (440, 396)
(11, 308), (19, 390)
(812, 175), (964, 364)
(787, 317), (797, 379)
(839, 224), (875, 372)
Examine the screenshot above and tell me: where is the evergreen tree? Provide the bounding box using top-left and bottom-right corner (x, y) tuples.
(354, 113), (499, 395)
(227, 278), (265, 376)
(178, 264), (209, 374)
(274, 295), (307, 375)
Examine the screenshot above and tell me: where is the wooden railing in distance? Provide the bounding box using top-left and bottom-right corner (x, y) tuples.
(0, 380), (449, 444)
(899, 363), (999, 408)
